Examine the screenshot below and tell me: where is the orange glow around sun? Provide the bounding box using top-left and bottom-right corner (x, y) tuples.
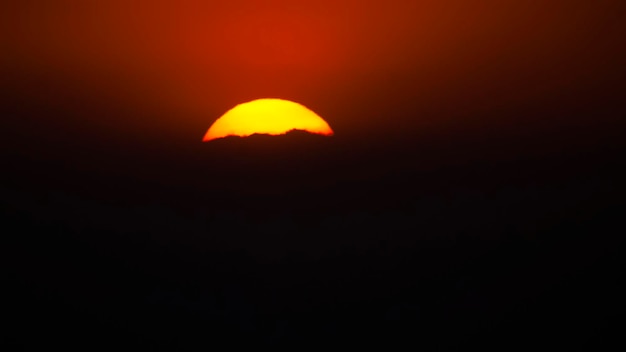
(203, 99), (333, 142)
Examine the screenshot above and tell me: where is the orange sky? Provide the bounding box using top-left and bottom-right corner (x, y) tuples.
(2, 1), (624, 148)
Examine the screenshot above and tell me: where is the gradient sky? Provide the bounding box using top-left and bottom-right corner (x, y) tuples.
(3, 0), (624, 150)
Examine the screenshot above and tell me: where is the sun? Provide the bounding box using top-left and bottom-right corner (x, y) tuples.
(203, 99), (333, 142)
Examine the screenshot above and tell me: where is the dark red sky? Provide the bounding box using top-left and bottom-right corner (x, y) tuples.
(2, 0), (624, 237)
(3, 0), (624, 148)
(2, 0), (625, 208)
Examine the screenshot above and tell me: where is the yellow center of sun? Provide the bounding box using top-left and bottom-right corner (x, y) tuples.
(203, 98), (333, 141)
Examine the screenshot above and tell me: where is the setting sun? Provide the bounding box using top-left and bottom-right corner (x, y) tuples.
(203, 99), (333, 142)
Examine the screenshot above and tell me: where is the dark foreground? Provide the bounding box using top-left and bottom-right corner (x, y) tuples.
(3, 124), (625, 350)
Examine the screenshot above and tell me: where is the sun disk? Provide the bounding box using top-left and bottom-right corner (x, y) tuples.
(203, 99), (333, 141)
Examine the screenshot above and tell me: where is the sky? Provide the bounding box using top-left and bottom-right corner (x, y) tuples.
(2, 1), (626, 349)
(3, 0), (624, 142)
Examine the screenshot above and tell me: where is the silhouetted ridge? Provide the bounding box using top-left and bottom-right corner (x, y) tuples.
(207, 129), (332, 144)
(202, 129), (335, 163)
